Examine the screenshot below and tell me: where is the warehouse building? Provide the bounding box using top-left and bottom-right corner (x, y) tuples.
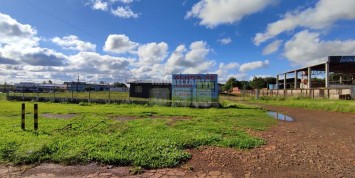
(273, 56), (355, 99)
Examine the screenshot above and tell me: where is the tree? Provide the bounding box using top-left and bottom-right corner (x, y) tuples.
(113, 82), (127, 88)
(222, 77), (242, 92)
(263, 77), (276, 85)
(100, 81), (105, 84)
(250, 77), (266, 89)
(240, 81), (252, 90)
(48, 80), (53, 84)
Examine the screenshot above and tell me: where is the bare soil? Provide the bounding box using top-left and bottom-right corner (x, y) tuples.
(1, 104), (354, 178)
(41, 114), (77, 119)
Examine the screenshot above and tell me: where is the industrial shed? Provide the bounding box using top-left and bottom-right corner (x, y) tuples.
(127, 79), (172, 100)
(273, 56), (355, 99)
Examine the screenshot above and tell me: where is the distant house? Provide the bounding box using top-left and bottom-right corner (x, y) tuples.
(64, 82), (87, 92)
(231, 87), (241, 94)
(14, 82), (67, 92)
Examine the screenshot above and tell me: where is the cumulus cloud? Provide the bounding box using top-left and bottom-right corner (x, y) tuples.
(137, 42), (169, 65)
(218, 37), (232, 45)
(91, 0), (108, 11)
(239, 60), (269, 72)
(262, 40), (283, 55)
(1, 46), (68, 66)
(0, 13), (68, 67)
(52, 35), (96, 52)
(284, 30), (355, 66)
(103, 34), (138, 54)
(165, 41), (215, 74)
(186, 0), (276, 28)
(0, 12), (39, 48)
(111, 6), (138, 18)
(254, 0), (355, 45)
(69, 52), (131, 72)
(214, 62), (240, 82)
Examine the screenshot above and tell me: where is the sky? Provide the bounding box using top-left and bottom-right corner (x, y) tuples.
(1, 0), (355, 84)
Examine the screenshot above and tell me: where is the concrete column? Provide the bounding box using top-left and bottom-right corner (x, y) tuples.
(339, 76), (343, 84)
(308, 67), (312, 89)
(284, 73), (287, 90)
(325, 62), (329, 88)
(294, 71), (298, 89)
(276, 75), (279, 89)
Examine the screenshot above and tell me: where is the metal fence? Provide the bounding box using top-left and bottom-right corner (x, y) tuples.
(5, 90), (220, 107)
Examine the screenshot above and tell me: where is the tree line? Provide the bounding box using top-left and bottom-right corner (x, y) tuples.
(222, 77), (277, 92)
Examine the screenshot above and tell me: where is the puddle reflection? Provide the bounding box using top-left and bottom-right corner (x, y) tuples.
(268, 111), (294, 122)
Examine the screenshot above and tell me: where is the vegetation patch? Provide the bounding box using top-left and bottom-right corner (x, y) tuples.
(253, 96), (355, 113)
(0, 99), (276, 168)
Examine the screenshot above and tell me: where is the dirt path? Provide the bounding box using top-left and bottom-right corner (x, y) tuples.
(1, 104), (354, 178)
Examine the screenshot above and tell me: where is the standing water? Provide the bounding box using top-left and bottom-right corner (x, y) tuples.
(268, 111), (294, 122)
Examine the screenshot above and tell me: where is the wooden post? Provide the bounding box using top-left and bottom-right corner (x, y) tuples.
(21, 103), (25, 130)
(34, 104), (38, 130)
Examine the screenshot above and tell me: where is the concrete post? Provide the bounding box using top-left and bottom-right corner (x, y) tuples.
(325, 62), (329, 88)
(294, 71), (298, 89)
(276, 75), (279, 87)
(308, 67), (312, 89)
(284, 73), (287, 90)
(276, 75), (279, 96)
(339, 76), (343, 84)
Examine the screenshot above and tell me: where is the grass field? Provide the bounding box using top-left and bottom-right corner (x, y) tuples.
(0, 98), (276, 168)
(251, 96), (355, 113)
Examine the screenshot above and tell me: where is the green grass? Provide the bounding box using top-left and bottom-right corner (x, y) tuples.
(0, 99), (276, 168)
(253, 96), (355, 113)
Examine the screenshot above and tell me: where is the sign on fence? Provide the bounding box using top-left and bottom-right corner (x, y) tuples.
(172, 74), (218, 103)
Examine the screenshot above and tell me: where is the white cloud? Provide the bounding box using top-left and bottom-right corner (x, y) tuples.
(186, 0), (276, 28)
(116, 0), (134, 4)
(215, 62), (240, 82)
(0, 13), (68, 67)
(165, 41), (215, 75)
(111, 6), (138, 18)
(91, 0), (108, 11)
(262, 40), (282, 55)
(66, 52), (132, 82)
(1, 46), (68, 66)
(218, 37), (232, 45)
(254, 0), (355, 45)
(103, 34), (138, 54)
(284, 30), (355, 66)
(137, 42), (169, 65)
(0, 12), (39, 48)
(239, 60), (269, 72)
(52, 35), (96, 52)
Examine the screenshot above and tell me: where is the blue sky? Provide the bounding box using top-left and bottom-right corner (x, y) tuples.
(1, 0), (355, 84)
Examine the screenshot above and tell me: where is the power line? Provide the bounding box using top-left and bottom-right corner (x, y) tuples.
(19, 0), (105, 42)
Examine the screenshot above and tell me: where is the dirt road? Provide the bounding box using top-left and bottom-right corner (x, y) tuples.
(1, 105), (354, 178)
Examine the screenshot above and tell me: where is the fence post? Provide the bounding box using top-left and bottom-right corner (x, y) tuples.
(108, 89), (111, 104)
(21, 103), (25, 130)
(34, 104), (38, 130)
(88, 89), (91, 103)
(22, 87), (25, 101)
(53, 87), (56, 102)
